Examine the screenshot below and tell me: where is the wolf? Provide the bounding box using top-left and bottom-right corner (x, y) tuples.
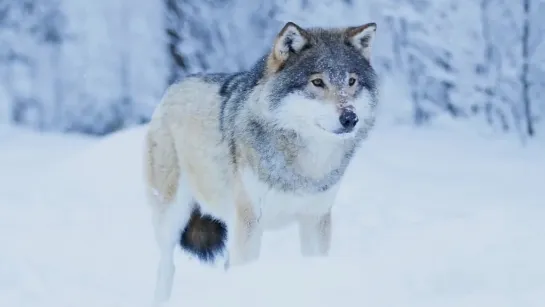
(144, 21), (379, 304)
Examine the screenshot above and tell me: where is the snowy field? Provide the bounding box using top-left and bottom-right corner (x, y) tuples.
(1, 121), (545, 307)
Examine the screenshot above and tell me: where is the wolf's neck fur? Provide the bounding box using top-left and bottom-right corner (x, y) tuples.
(237, 116), (359, 194)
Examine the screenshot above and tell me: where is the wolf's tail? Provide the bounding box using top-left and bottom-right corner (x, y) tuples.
(180, 203), (228, 262)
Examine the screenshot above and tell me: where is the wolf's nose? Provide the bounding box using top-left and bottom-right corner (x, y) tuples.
(339, 110), (358, 130)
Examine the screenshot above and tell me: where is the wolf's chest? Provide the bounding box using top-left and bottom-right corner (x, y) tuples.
(248, 134), (352, 194)
(238, 168), (338, 229)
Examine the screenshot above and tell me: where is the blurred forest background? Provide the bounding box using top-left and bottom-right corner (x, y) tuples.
(1, 0), (544, 140)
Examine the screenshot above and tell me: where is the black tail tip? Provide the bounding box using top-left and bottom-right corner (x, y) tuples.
(180, 207), (228, 263)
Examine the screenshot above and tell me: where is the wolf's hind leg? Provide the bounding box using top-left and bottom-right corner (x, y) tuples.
(145, 125), (187, 304)
(150, 190), (192, 305)
(153, 221), (176, 306)
(297, 211), (332, 257)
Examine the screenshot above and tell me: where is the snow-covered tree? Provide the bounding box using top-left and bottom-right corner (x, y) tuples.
(477, 0), (545, 139)
(0, 0), (544, 139)
(49, 0), (166, 135)
(0, 0), (67, 129)
(164, 0), (284, 79)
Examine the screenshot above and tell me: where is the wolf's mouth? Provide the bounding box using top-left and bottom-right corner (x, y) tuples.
(315, 123), (356, 137)
(333, 127), (355, 134)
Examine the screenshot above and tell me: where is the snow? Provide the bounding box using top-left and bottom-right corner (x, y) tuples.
(1, 122), (545, 307)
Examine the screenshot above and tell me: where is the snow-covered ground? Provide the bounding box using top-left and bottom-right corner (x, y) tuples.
(1, 122), (544, 307)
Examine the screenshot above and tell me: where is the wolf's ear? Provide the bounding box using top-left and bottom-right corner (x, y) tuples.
(268, 22), (310, 72)
(346, 23), (377, 62)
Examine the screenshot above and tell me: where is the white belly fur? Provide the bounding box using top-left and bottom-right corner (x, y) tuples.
(239, 168), (339, 229)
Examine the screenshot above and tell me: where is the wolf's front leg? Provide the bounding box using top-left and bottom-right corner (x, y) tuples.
(297, 211), (332, 257)
(226, 204), (263, 268)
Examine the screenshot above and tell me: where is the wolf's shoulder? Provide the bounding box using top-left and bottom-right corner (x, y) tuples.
(177, 72), (245, 87)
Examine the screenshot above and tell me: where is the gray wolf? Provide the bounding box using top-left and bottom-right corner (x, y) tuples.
(144, 21), (379, 305)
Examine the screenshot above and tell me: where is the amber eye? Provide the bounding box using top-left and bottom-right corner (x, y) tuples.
(348, 77), (357, 86)
(311, 78), (325, 88)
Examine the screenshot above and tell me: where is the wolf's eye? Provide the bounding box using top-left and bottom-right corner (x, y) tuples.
(311, 78), (325, 88)
(348, 77), (357, 86)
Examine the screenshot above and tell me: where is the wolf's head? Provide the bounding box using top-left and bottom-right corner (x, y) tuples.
(254, 22), (379, 139)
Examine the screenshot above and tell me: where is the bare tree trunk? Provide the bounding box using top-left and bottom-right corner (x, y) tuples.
(165, 0), (186, 85)
(521, 0), (534, 137)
